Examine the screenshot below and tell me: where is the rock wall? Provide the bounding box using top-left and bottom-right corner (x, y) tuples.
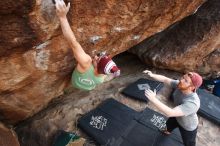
(0, 122), (20, 146)
(0, 0), (205, 124)
(130, 0), (220, 76)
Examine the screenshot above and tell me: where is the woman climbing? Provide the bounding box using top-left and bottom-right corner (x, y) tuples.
(55, 0), (120, 90)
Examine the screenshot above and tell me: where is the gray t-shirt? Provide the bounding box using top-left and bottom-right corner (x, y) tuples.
(171, 80), (200, 131)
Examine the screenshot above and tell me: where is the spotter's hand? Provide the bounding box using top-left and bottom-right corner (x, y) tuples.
(145, 89), (157, 101)
(143, 70), (153, 77)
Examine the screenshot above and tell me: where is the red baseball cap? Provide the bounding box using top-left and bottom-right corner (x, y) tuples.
(188, 72), (203, 89)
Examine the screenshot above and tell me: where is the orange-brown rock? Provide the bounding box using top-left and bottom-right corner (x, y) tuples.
(130, 0), (220, 76)
(0, 122), (20, 146)
(0, 0), (36, 56)
(0, 0), (205, 124)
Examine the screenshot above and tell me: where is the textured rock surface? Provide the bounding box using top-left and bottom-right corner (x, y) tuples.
(0, 122), (20, 146)
(0, 0), (205, 124)
(0, 0), (36, 56)
(130, 0), (220, 76)
(15, 53), (220, 146)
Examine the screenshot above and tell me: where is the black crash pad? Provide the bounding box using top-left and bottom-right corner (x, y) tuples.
(197, 88), (220, 125)
(121, 78), (163, 102)
(154, 129), (183, 146)
(78, 98), (139, 145)
(118, 108), (183, 146)
(78, 98), (183, 146)
(137, 107), (168, 131)
(118, 121), (183, 146)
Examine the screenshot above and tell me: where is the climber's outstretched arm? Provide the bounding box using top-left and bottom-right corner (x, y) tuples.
(55, 0), (92, 72)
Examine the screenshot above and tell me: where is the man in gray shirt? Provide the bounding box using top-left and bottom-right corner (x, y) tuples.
(143, 70), (203, 146)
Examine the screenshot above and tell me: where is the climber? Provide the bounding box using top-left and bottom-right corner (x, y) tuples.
(143, 70), (202, 146)
(54, 0), (120, 90)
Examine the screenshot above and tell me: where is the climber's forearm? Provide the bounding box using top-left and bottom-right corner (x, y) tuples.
(59, 17), (78, 46)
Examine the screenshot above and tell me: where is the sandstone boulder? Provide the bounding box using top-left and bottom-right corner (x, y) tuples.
(0, 0), (205, 123)
(130, 0), (220, 76)
(0, 122), (20, 146)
